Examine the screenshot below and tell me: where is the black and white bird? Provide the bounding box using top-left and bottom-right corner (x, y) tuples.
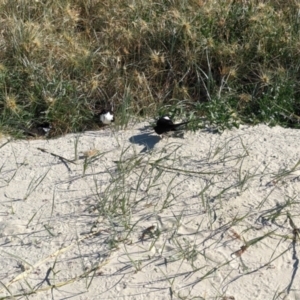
(154, 116), (189, 136)
(99, 109), (114, 125)
(21, 122), (52, 137)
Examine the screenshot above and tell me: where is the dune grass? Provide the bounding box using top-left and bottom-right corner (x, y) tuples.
(1, 0), (300, 137)
(1, 131), (300, 299)
(1, 1), (300, 298)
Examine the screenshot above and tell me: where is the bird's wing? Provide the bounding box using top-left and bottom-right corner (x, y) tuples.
(174, 121), (190, 127)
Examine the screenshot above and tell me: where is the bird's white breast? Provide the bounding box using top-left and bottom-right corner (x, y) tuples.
(100, 112), (114, 124)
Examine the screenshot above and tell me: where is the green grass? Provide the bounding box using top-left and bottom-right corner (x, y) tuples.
(1, 0), (300, 137)
(1, 1), (300, 298)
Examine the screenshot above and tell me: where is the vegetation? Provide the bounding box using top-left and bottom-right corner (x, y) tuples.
(0, 0), (300, 136)
(1, 132), (299, 299)
(1, 2), (300, 297)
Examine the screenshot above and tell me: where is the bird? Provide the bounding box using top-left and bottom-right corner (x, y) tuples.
(154, 116), (190, 136)
(21, 122), (52, 137)
(99, 109), (114, 125)
(38, 122), (52, 135)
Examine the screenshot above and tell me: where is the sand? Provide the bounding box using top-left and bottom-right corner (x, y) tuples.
(0, 123), (300, 299)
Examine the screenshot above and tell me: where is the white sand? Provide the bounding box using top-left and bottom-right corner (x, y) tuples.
(0, 123), (300, 299)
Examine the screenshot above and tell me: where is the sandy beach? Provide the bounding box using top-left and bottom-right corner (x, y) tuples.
(0, 123), (300, 299)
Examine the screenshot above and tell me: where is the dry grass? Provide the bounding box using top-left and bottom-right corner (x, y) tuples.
(1, 0), (300, 136)
(1, 129), (300, 299)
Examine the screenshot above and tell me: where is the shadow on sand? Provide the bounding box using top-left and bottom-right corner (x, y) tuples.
(129, 133), (160, 152)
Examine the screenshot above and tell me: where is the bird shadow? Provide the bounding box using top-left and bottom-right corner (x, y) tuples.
(129, 132), (160, 153)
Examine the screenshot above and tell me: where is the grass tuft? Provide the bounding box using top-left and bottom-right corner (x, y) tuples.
(1, 1), (300, 136)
